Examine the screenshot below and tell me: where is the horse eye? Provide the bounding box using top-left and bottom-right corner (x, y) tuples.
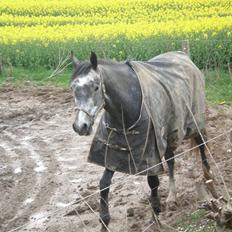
(94, 86), (99, 91)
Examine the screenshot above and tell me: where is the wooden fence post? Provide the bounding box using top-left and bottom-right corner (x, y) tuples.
(230, 130), (232, 145)
(182, 40), (190, 57)
(0, 59), (2, 75)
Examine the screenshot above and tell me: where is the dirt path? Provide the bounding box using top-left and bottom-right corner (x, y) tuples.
(0, 86), (231, 232)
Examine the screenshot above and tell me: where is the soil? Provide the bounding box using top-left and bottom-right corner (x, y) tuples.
(0, 85), (231, 232)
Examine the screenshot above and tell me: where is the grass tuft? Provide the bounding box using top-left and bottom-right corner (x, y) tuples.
(0, 67), (231, 105)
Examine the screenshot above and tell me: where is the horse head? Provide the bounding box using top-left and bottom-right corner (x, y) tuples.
(70, 51), (105, 136)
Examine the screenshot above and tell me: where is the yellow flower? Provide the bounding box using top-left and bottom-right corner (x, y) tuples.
(0, 0), (231, 44)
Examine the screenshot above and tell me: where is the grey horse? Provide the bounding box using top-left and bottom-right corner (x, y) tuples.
(70, 51), (216, 230)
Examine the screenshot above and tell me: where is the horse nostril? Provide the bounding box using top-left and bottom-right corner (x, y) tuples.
(83, 123), (88, 130)
(73, 122), (90, 135)
(72, 123), (78, 132)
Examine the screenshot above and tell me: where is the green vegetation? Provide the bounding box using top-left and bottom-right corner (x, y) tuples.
(205, 71), (232, 104)
(0, 38), (231, 70)
(0, 0), (231, 69)
(173, 210), (214, 231)
(0, 66), (231, 105)
(0, 66), (70, 87)
(173, 209), (232, 232)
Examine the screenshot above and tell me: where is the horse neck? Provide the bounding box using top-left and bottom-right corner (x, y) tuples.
(99, 62), (142, 128)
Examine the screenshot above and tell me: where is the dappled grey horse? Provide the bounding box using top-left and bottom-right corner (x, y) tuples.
(70, 51), (215, 230)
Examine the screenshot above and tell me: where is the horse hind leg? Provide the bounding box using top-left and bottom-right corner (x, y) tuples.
(193, 130), (218, 198)
(165, 148), (177, 210)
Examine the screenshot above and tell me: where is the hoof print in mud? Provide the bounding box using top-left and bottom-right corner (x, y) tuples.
(127, 207), (134, 217)
(166, 200), (178, 211)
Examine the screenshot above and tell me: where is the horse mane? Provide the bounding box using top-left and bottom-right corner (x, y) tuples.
(98, 59), (118, 65)
(72, 62), (92, 81)
(71, 59), (119, 81)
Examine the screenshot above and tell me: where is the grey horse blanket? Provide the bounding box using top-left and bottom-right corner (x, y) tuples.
(88, 51), (205, 175)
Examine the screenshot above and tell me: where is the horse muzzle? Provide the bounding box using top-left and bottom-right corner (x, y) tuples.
(72, 122), (92, 136)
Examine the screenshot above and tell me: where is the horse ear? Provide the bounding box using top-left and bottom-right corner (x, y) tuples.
(70, 50), (80, 68)
(90, 51), (97, 70)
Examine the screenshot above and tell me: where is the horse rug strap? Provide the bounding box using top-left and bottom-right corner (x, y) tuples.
(88, 51), (205, 176)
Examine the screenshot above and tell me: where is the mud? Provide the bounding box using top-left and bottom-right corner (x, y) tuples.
(0, 85), (231, 232)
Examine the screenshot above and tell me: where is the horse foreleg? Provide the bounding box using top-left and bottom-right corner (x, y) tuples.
(99, 168), (114, 231)
(147, 175), (161, 217)
(165, 148), (177, 210)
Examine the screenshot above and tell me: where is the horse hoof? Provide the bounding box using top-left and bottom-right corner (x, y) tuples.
(101, 220), (111, 232)
(99, 214), (110, 229)
(101, 225), (108, 232)
(153, 206), (161, 216)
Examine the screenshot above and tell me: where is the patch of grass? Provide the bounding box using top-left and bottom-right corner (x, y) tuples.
(0, 66), (70, 87)
(0, 66), (231, 105)
(205, 70), (232, 105)
(173, 209), (214, 231)
(173, 209), (231, 232)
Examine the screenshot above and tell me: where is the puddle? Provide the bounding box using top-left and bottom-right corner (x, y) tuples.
(24, 198), (34, 205)
(14, 167), (22, 174)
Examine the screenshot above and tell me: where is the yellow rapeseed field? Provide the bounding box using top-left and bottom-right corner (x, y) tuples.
(0, 0), (231, 43)
(0, 0), (231, 67)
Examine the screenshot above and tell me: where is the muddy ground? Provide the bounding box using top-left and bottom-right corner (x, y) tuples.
(0, 86), (231, 232)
